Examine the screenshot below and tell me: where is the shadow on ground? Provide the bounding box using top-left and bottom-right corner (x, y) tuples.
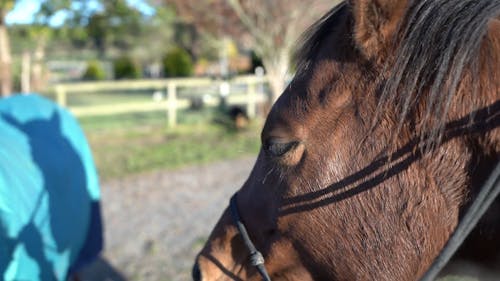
(79, 257), (127, 281)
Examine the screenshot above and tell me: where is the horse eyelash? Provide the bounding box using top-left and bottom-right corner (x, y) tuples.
(262, 166), (276, 185)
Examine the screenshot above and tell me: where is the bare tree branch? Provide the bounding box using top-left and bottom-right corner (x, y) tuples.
(169, 0), (339, 101)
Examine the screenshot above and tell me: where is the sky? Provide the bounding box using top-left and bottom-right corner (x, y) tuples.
(6, 0), (155, 26)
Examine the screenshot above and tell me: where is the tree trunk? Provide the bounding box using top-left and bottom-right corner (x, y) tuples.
(263, 49), (290, 104)
(0, 11), (12, 97)
(21, 52), (31, 93)
(31, 41), (46, 92)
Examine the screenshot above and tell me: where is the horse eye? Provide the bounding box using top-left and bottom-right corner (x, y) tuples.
(264, 140), (299, 157)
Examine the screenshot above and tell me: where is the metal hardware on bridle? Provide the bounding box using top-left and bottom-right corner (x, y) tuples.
(230, 193), (272, 281)
(229, 161), (500, 281)
(420, 161), (500, 281)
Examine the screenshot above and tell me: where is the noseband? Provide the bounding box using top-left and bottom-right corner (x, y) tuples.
(229, 161), (500, 281)
(230, 193), (272, 281)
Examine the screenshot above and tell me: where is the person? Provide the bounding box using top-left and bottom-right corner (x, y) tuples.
(0, 94), (103, 281)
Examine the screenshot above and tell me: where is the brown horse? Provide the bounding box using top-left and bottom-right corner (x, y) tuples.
(194, 0), (500, 280)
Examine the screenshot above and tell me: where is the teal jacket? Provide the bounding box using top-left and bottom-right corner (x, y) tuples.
(0, 94), (102, 280)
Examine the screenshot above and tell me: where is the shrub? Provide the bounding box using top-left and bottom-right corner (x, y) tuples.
(162, 47), (193, 77)
(113, 56), (142, 79)
(83, 60), (106, 80)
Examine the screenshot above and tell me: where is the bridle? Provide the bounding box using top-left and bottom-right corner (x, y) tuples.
(230, 193), (272, 281)
(420, 161), (500, 280)
(229, 161), (500, 281)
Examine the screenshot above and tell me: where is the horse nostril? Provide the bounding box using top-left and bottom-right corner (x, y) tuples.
(192, 261), (202, 281)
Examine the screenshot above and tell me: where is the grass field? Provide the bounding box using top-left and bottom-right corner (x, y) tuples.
(80, 108), (262, 180)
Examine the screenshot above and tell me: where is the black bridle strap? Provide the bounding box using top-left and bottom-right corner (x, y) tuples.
(230, 161), (500, 281)
(420, 161), (500, 281)
(230, 193), (272, 281)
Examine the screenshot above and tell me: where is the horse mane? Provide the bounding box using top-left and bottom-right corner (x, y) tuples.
(293, 2), (348, 73)
(381, 0), (500, 146)
(295, 0), (500, 147)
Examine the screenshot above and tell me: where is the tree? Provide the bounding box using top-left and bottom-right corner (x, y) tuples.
(170, 0), (336, 102)
(0, 0), (73, 96)
(128, 3), (176, 64)
(28, 0), (73, 92)
(86, 0), (145, 57)
(0, 1), (14, 96)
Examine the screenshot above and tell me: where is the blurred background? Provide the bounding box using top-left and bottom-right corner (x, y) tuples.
(1, 0), (332, 280)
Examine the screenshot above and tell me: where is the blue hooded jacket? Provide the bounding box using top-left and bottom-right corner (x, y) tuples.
(0, 94), (103, 280)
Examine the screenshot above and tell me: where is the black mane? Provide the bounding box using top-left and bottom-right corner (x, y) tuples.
(295, 0), (500, 146)
(293, 2), (348, 73)
(381, 0), (500, 144)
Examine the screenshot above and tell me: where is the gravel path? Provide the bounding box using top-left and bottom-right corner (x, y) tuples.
(80, 156), (256, 281)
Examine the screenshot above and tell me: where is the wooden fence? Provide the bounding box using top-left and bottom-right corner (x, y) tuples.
(53, 75), (268, 128)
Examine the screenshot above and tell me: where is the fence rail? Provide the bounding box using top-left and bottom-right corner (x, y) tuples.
(53, 75), (269, 128)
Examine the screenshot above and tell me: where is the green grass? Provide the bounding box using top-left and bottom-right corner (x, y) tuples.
(79, 110), (168, 131)
(80, 108), (262, 180)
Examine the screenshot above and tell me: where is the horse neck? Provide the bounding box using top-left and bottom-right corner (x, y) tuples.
(474, 18), (500, 152)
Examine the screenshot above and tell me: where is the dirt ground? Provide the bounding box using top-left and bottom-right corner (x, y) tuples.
(80, 157), (256, 281)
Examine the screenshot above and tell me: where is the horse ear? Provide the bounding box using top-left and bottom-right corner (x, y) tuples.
(349, 0), (408, 60)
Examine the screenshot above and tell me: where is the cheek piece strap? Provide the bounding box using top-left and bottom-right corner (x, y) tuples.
(230, 193), (272, 281)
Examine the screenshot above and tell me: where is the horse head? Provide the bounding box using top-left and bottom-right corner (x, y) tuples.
(194, 0), (500, 280)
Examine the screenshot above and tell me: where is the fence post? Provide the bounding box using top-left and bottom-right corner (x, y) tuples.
(247, 80), (256, 119)
(55, 85), (66, 107)
(167, 82), (177, 128)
